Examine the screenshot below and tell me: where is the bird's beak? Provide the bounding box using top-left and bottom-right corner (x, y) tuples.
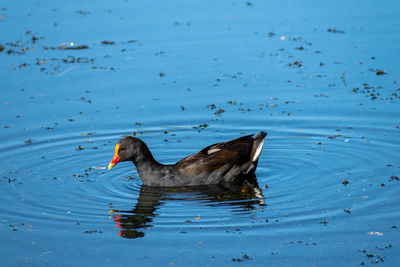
(108, 144), (120, 170)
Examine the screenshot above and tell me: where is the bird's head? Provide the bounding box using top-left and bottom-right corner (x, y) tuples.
(108, 137), (145, 170)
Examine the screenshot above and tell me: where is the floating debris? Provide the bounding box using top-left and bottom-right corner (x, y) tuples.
(359, 249), (385, 265)
(320, 219), (328, 225)
(101, 41), (115, 45)
(24, 139), (33, 145)
(44, 44), (89, 50)
(288, 60), (303, 68)
(192, 124), (208, 132)
(92, 166), (106, 170)
(376, 69), (387, 75)
(84, 230), (102, 234)
(80, 132), (96, 136)
(327, 28), (345, 34)
(367, 231), (383, 236)
(290, 240), (317, 246)
(328, 134), (342, 139)
(232, 253), (252, 262)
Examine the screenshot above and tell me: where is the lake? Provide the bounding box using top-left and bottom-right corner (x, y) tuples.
(1, 0), (400, 265)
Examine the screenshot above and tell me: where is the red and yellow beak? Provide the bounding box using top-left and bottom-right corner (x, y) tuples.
(108, 143), (120, 170)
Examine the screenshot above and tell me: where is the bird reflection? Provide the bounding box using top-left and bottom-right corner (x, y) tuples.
(109, 175), (265, 239)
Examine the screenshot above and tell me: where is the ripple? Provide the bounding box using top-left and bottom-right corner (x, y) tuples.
(0, 119), (399, 241)
(261, 122), (400, 232)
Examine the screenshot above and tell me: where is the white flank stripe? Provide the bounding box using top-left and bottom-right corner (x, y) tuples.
(207, 148), (221, 154)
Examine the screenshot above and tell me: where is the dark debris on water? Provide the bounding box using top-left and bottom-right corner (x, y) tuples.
(84, 230), (102, 234)
(8, 222), (35, 232)
(24, 139), (34, 145)
(2, 176), (22, 185)
(290, 240), (317, 246)
(320, 219), (328, 226)
(352, 82), (400, 102)
(232, 253), (252, 262)
(3, 30), (137, 75)
(101, 40), (116, 45)
(375, 69), (387, 76)
(192, 124), (208, 132)
(288, 60), (303, 68)
(206, 104), (225, 116)
(358, 243), (392, 265)
(327, 28), (345, 34)
(44, 45), (89, 50)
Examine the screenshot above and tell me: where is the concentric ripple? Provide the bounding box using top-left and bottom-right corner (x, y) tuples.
(0, 126), (264, 237)
(1, 119), (399, 244)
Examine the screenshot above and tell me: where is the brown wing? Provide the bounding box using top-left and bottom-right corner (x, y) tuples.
(174, 135), (254, 175)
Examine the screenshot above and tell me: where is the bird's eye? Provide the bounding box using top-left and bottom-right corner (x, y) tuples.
(120, 147), (126, 151)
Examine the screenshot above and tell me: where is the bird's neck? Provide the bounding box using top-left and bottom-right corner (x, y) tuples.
(131, 142), (169, 181)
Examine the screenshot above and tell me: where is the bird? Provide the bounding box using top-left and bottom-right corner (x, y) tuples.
(108, 131), (267, 187)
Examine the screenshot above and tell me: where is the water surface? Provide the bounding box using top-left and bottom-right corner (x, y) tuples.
(1, 0), (400, 265)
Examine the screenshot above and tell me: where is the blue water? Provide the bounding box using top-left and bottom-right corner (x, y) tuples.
(1, 0), (400, 265)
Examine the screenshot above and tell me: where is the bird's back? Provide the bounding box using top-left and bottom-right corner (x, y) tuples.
(174, 132), (266, 183)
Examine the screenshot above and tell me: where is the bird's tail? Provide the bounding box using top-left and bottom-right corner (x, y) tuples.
(251, 131), (267, 162)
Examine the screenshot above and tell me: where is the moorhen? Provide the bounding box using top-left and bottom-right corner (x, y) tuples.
(108, 131), (267, 186)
